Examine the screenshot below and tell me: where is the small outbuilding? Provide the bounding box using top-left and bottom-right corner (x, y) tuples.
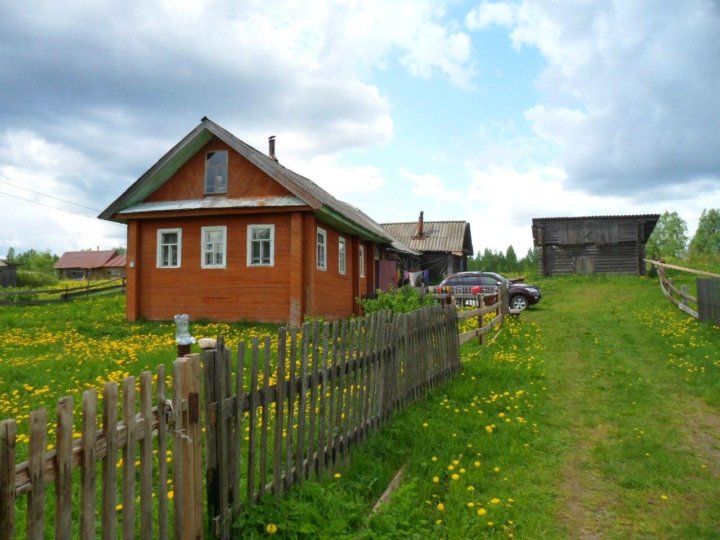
(531, 214), (660, 276)
(382, 212), (473, 283)
(0, 259), (18, 287)
(54, 250), (127, 280)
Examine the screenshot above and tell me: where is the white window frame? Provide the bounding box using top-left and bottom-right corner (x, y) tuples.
(338, 237), (346, 275)
(316, 227), (327, 271)
(156, 228), (182, 268)
(247, 224), (275, 267)
(201, 226), (227, 269)
(359, 245), (365, 278)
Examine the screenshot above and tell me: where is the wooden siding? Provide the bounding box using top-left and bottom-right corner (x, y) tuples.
(129, 214), (295, 322)
(541, 244), (641, 275)
(540, 218), (643, 245)
(146, 139), (292, 203)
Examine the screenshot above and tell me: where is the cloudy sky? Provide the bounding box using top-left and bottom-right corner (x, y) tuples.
(1, 0), (719, 259)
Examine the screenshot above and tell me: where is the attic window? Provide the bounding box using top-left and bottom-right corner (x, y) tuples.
(205, 150), (228, 194)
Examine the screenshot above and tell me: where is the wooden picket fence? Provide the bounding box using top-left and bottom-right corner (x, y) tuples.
(0, 304), (461, 539)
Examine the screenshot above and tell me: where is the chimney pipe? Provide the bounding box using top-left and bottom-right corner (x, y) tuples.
(268, 135), (277, 162)
(417, 211), (424, 237)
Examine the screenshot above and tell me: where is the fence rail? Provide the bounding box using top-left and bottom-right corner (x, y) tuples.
(0, 278), (126, 306)
(1, 304), (465, 539)
(647, 260), (720, 324)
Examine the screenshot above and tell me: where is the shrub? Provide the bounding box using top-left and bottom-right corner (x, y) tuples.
(357, 286), (434, 314)
(16, 270), (59, 288)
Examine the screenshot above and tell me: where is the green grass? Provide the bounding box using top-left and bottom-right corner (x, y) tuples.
(234, 275), (720, 539)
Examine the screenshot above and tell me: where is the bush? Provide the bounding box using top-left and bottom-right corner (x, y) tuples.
(16, 270), (59, 288)
(357, 286), (434, 314)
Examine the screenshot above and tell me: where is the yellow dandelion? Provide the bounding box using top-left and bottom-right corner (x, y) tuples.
(266, 523), (278, 534)
(432, 476), (440, 483)
(437, 502), (445, 512)
(477, 507), (487, 516)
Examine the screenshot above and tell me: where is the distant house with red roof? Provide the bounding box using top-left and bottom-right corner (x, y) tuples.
(54, 249), (126, 280)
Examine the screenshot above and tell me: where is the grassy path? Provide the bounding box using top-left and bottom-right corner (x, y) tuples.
(237, 276), (720, 538)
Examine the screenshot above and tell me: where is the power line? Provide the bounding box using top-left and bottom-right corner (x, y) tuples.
(0, 190), (125, 227)
(0, 178), (100, 212)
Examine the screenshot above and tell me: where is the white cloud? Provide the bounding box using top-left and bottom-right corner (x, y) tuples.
(466, 0), (720, 196)
(400, 168), (463, 202)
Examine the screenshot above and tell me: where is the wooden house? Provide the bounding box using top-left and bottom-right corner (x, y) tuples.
(99, 118), (414, 325)
(381, 212), (474, 283)
(0, 259), (18, 287)
(54, 250), (127, 280)
(531, 215), (660, 276)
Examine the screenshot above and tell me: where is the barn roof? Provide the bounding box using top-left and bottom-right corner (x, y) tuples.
(54, 250), (122, 270)
(99, 117), (398, 246)
(381, 220), (473, 255)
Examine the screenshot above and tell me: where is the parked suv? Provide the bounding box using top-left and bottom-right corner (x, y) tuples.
(438, 271), (541, 311)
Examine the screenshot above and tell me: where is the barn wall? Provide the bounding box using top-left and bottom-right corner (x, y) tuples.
(542, 244), (640, 275)
(146, 140), (292, 202)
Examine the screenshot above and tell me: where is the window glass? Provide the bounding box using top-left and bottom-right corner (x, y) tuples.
(338, 237), (346, 274)
(202, 226), (226, 268)
(317, 228), (327, 270)
(157, 228), (182, 268)
(247, 225), (275, 266)
(205, 151), (228, 194)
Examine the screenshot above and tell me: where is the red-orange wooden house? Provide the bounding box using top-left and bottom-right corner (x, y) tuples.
(99, 118), (417, 325)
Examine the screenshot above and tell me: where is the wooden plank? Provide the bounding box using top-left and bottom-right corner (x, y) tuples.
(202, 348), (218, 531)
(234, 342), (246, 513)
(123, 377), (137, 540)
(172, 362), (185, 539)
(102, 383), (118, 540)
(55, 396), (73, 540)
(333, 321), (347, 464)
(307, 322), (320, 477)
(258, 337), (271, 498)
(273, 328), (286, 495)
(139, 372), (153, 540)
(0, 419), (17, 539)
(80, 391), (97, 540)
(326, 322), (339, 469)
(28, 408), (47, 540)
(342, 320), (357, 461)
(247, 338), (260, 500)
(180, 355), (203, 540)
(284, 330), (298, 489)
(222, 342), (234, 530)
(215, 344), (230, 538)
(295, 324), (310, 480)
(317, 323), (329, 477)
(156, 365), (169, 540)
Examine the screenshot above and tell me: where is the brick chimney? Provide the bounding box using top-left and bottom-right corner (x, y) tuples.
(268, 136), (278, 162)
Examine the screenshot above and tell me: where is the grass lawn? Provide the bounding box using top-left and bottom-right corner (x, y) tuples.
(234, 275), (720, 539)
(1, 276), (718, 538)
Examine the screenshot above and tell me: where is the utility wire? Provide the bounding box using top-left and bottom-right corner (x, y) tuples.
(0, 190), (125, 227)
(0, 178), (100, 212)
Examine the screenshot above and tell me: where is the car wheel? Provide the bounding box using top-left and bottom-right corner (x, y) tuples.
(510, 295), (529, 311)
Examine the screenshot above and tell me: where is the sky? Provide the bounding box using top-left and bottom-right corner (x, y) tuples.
(1, 0), (719, 259)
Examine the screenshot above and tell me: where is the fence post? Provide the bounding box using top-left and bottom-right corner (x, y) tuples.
(478, 294), (485, 346)
(500, 282), (509, 318)
(0, 419), (17, 538)
(698, 278), (720, 324)
(180, 355), (203, 540)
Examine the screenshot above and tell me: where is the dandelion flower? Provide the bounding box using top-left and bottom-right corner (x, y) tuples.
(432, 476), (440, 483)
(266, 523), (278, 534)
(477, 508), (487, 516)
(334, 473), (342, 479)
(474, 460), (481, 467)
(451, 473), (460, 481)
(437, 502), (445, 512)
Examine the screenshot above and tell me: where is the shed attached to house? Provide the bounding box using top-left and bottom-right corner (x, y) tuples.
(99, 117), (410, 325)
(382, 213), (474, 283)
(531, 215), (660, 276)
(0, 260), (18, 287)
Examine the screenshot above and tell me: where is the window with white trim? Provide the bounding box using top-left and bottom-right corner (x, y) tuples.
(316, 227), (327, 270)
(359, 245), (365, 278)
(205, 150), (228, 194)
(338, 237), (346, 274)
(201, 226), (227, 268)
(157, 228), (182, 268)
(247, 224), (275, 266)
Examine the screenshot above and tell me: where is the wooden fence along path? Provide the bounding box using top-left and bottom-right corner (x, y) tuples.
(647, 260), (720, 323)
(0, 304), (463, 539)
(0, 277), (126, 306)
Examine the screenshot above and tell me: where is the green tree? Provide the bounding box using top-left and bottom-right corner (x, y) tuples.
(645, 211), (688, 259)
(4, 247), (16, 263)
(505, 245), (518, 270)
(689, 209), (720, 256)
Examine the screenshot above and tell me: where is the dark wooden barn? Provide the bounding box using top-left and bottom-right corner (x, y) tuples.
(532, 215), (659, 276)
(0, 259), (18, 287)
